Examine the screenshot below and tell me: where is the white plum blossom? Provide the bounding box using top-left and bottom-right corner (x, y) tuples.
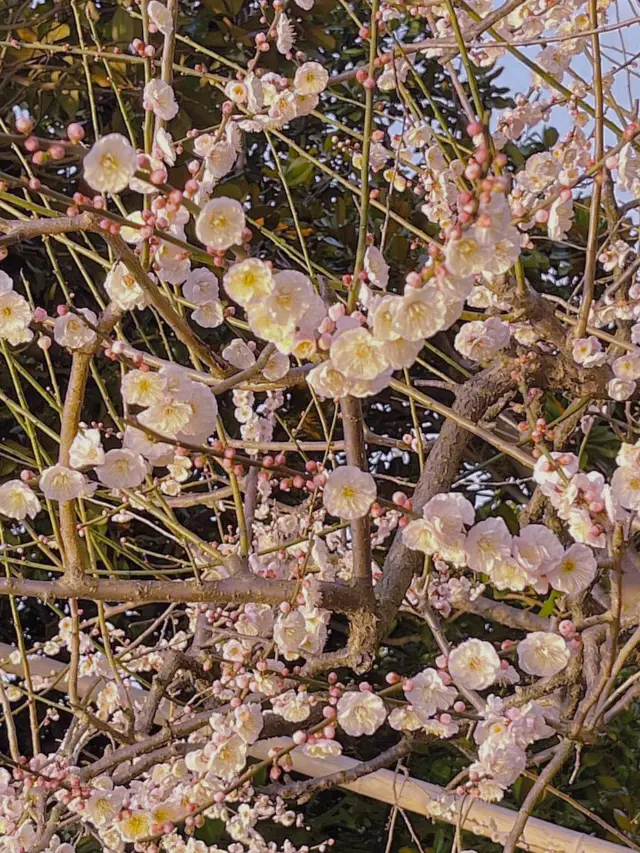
(121, 369), (168, 407)
(546, 543), (597, 594)
(54, 309), (97, 350)
(40, 465), (89, 502)
(196, 198), (246, 250)
(104, 262), (147, 311)
(83, 133), (137, 193)
(448, 639), (501, 690)
(293, 62), (328, 95)
(69, 428), (105, 469)
(148, 1), (173, 34)
(455, 318), (511, 362)
(364, 246), (390, 288)
(95, 449), (147, 489)
(330, 327), (389, 380)
(572, 336), (606, 367)
(465, 517), (512, 574)
(323, 465), (376, 519)
(143, 80), (179, 121)
(0, 286), (33, 346)
(224, 258), (273, 307)
(405, 668), (457, 717)
(0, 480), (41, 520)
(337, 690), (387, 736)
(403, 492), (474, 565)
(517, 632), (570, 676)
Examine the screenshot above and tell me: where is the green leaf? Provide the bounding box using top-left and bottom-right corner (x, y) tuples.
(284, 157), (315, 187)
(111, 7), (134, 44)
(539, 589), (559, 618)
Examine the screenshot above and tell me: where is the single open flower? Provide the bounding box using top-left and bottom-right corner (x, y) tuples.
(323, 465), (376, 520)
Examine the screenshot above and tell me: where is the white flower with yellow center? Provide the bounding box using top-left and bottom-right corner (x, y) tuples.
(489, 558), (531, 592)
(611, 466), (640, 510)
(337, 691), (387, 736)
(40, 465), (87, 502)
(184, 267), (219, 305)
(223, 258), (273, 307)
(263, 270), (313, 324)
(517, 632), (570, 677)
(206, 734), (248, 779)
(371, 295), (402, 341)
(83, 133), (137, 194)
(95, 449), (147, 489)
(293, 61), (329, 94)
(192, 300), (224, 329)
(121, 369), (168, 407)
(262, 350), (290, 381)
(138, 397), (193, 438)
(323, 464), (376, 520)
(307, 361), (349, 398)
(54, 309), (98, 350)
(247, 300), (296, 353)
(448, 639), (500, 690)
(0, 480), (41, 520)
(0, 275), (33, 346)
(454, 317), (511, 362)
(445, 231), (492, 277)
(104, 262), (147, 311)
(546, 543), (597, 594)
(364, 246), (390, 288)
(69, 428), (105, 469)
(143, 79), (179, 121)
(393, 288), (447, 341)
(206, 142), (237, 179)
(123, 425), (173, 466)
(465, 517), (512, 573)
(405, 668), (457, 717)
(177, 383), (218, 444)
(118, 811), (152, 842)
(196, 197), (246, 251)
(225, 80), (248, 103)
(330, 327), (389, 380)
(382, 336), (423, 370)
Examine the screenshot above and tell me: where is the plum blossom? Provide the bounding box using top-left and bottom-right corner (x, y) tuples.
(517, 632), (570, 676)
(337, 691), (387, 736)
(323, 465), (376, 519)
(95, 449), (147, 489)
(404, 668), (457, 717)
(455, 317), (511, 362)
(69, 428), (105, 469)
(465, 517), (512, 574)
(0, 480), (41, 520)
(448, 639), (500, 690)
(83, 133), (137, 193)
(196, 198), (246, 250)
(143, 80), (179, 121)
(293, 62), (328, 94)
(40, 465), (90, 502)
(546, 543), (597, 594)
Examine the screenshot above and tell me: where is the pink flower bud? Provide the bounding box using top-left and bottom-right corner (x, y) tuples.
(559, 619), (575, 638)
(15, 115), (33, 134)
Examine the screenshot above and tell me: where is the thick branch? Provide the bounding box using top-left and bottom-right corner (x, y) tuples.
(0, 212), (95, 247)
(0, 575), (371, 612)
(503, 740), (573, 853)
(376, 364), (515, 638)
(454, 594), (553, 633)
